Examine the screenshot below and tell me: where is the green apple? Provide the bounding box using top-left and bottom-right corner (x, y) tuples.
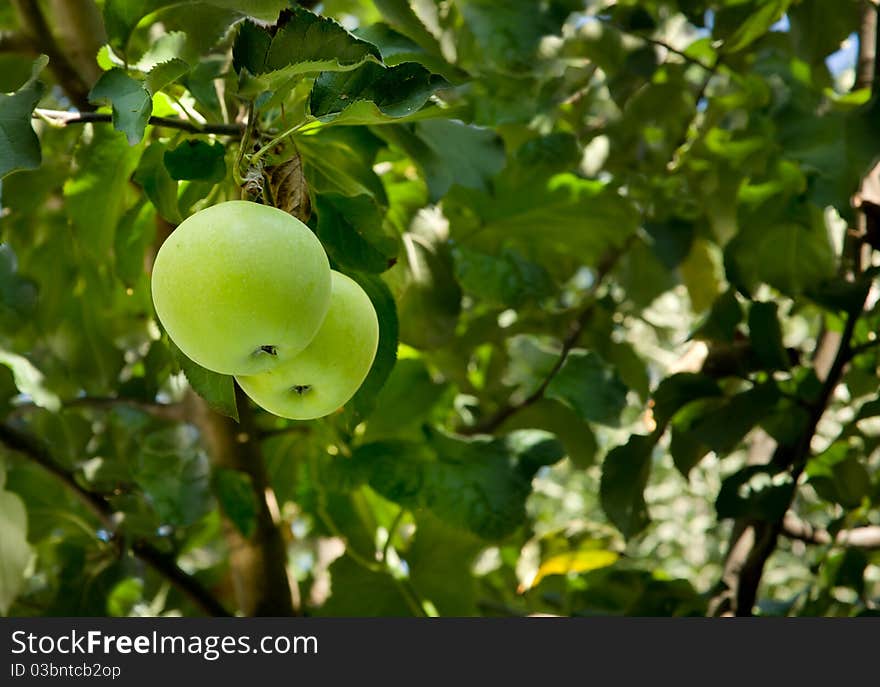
(151, 200), (331, 375)
(236, 271), (379, 420)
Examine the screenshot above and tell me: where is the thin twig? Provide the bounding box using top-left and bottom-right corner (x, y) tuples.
(596, 16), (718, 72)
(781, 514), (880, 549)
(33, 108), (244, 136)
(0, 422), (230, 617)
(462, 237), (635, 435)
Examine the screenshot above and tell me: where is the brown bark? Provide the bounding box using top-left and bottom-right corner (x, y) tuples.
(183, 388), (298, 616)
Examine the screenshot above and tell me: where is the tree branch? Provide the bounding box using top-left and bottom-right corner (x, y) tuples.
(461, 238), (633, 435)
(34, 108), (244, 136)
(781, 514), (880, 549)
(184, 386), (299, 616)
(596, 16), (718, 72)
(11, 0), (92, 109)
(0, 422), (230, 617)
(0, 30), (35, 54)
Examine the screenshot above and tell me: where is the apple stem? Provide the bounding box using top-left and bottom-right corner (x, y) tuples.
(292, 385), (311, 396)
(258, 345), (278, 356)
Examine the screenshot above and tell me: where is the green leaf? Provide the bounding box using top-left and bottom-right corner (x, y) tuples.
(0, 488), (31, 615)
(599, 434), (654, 539)
(168, 339), (239, 421)
(651, 373), (722, 429)
(748, 301), (790, 371)
(407, 513), (481, 616)
(133, 142), (181, 223)
(375, 120), (505, 201)
(310, 62), (447, 123)
(163, 139), (226, 183)
(0, 244), (37, 333)
(678, 384), (780, 454)
(726, 221), (835, 297)
(546, 350), (628, 426)
(453, 245), (554, 307)
(296, 127), (388, 202)
(232, 19), (272, 75)
(363, 357), (449, 440)
(265, 8), (381, 74)
(354, 429), (564, 539)
(89, 69), (153, 146)
(341, 272), (399, 426)
(144, 58), (190, 94)
(213, 468), (258, 537)
(315, 193), (398, 273)
(355, 22), (459, 79)
(0, 55), (47, 179)
(447, 174), (639, 268)
(720, 0), (791, 54)
(106, 578), (144, 617)
(693, 289), (743, 342)
(115, 202), (156, 287)
(373, 0), (443, 54)
(104, 0), (286, 51)
(233, 8), (383, 97)
(806, 443), (871, 509)
(716, 465), (795, 521)
(64, 126), (143, 258)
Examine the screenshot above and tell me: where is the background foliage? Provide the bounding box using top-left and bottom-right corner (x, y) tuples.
(1, 0), (879, 618)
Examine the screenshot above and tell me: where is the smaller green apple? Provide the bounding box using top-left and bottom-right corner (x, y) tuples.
(236, 271), (379, 420)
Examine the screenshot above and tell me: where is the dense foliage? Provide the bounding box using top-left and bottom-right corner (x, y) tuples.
(0, 0), (878, 618)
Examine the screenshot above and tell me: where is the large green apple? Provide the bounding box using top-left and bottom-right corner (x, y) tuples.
(151, 200), (331, 375)
(236, 271), (379, 420)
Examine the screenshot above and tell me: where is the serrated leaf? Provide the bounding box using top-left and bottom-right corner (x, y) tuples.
(0, 55), (47, 179)
(168, 339), (238, 421)
(89, 69), (153, 146)
(265, 8), (381, 73)
(234, 8), (383, 98)
(310, 62), (447, 123)
(213, 468), (258, 537)
(163, 139), (226, 183)
(145, 58), (190, 94)
(0, 489), (31, 615)
(546, 349), (628, 426)
(375, 120), (505, 201)
(600, 434), (654, 539)
(232, 19), (272, 75)
(315, 193), (397, 273)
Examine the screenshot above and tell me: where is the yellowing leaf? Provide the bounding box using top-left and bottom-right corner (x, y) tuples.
(528, 549), (619, 589)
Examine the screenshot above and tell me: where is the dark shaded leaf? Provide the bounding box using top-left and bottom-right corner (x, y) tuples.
(546, 350), (628, 426)
(0, 55), (47, 179)
(600, 434), (654, 539)
(213, 468), (258, 537)
(163, 139), (226, 183)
